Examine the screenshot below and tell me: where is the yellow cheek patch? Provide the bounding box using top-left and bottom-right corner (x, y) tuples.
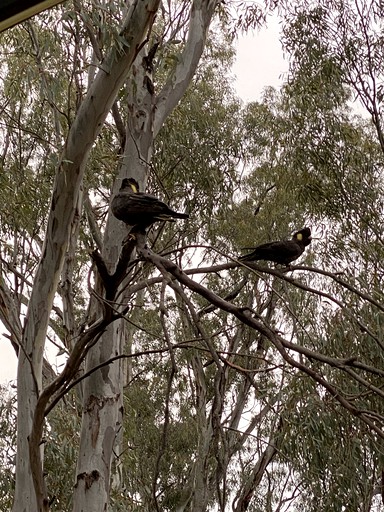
(130, 183), (138, 193)
(297, 233), (303, 241)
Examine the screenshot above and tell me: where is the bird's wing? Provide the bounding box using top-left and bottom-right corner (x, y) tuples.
(259, 241), (304, 262)
(259, 240), (299, 257)
(240, 240), (280, 258)
(113, 191), (188, 220)
(240, 240), (300, 261)
(125, 193), (170, 212)
(134, 194), (188, 218)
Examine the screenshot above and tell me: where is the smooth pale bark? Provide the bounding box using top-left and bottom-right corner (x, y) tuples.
(72, 321), (125, 511)
(72, 62), (156, 509)
(13, 1), (160, 511)
(154, 0), (218, 137)
(233, 428), (282, 512)
(190, 358), (213, 512)
(74, 1), (221, 510)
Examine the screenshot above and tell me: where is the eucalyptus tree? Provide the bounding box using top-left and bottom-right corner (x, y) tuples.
(225, 0), (384, 507)
(233, 87), (384, 511)
(1, 0), (384, 511)
(0, 0), (260, 510)
(0, 0), (232, 509)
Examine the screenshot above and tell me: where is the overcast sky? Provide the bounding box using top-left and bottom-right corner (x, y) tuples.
(0, 20), (287, 385)
(233, 16), (287, 102)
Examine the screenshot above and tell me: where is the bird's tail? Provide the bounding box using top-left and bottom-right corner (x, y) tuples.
(172, 212), (189, 219)
(156, 211), (189, 221)
(238, 250), (260, 261)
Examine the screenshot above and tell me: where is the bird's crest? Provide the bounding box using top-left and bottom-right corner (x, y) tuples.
(127, 178), (139, 193)
(121, 177), (140, 193)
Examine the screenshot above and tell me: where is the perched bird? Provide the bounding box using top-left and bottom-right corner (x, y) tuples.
(239, 227), (312, 265)
(111, 177), (189, 229)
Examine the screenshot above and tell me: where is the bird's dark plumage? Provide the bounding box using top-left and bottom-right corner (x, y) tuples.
(111, 178), (189, 229)
(239, 227), (312, 265)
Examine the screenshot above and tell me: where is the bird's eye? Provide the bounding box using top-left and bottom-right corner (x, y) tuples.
(297, 234), (303, 241)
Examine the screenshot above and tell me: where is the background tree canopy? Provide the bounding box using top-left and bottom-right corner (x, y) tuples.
(0, 0), (383, 511)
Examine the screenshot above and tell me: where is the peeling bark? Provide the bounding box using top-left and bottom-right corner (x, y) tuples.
(13, 1), (161, 510)
(72, 2), (222, 510)
(73, 356), (123, 509)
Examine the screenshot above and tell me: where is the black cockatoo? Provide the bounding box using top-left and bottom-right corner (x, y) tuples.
(239, 227), (312, 265)
(111, 178), (189, 229)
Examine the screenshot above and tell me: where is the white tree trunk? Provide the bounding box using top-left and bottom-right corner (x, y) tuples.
(72, 1), (220, 510)
(72, 70), (156, 511)
(72, 322), (124, 510)
(13, 1), (160, 510)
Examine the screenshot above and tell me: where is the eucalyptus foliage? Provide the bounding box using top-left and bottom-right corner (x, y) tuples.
(0, 0), (384, 511)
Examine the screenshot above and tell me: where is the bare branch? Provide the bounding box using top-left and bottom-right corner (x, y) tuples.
(154, 0), (220, 136)
(139, 247), (384, 440)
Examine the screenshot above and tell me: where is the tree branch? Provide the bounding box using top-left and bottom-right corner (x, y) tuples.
(139, 247), (384, 440)
(154, 0), (219, 136)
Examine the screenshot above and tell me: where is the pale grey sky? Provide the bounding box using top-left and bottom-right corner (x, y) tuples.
(0, 21), (287, 385)
(232, 16), (287, 102)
